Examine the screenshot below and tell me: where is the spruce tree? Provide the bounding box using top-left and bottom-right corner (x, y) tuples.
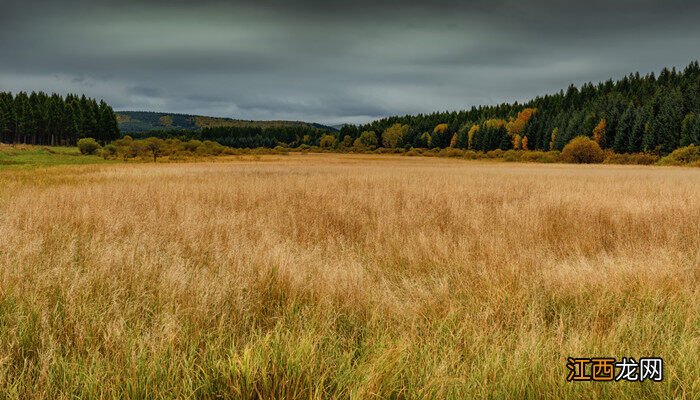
(629, 105), (650, 153)
(614, 103), (635, 153)
(680, 113), (700, 146)
(13, 92), (30, 144)
(653, 88), (684, 153)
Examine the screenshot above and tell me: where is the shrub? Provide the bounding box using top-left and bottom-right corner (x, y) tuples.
(486, 149), (505, 159)
(542, 151), (561, 163)
(560, 136), (605, 164)
(183, 140), (202, 152)
(272, 146), (289, 155)
(658, 145), (700, 166)
(604, 152), (659, 165)
(463, 150), (480, 160)
(101, 144), (117, 159)
(520, 151), (545, 163)
(77, 138), (101, 155)
(439, 148), (465, 158)
(422, 148), (440, 157)
(502, 150), (521, 162)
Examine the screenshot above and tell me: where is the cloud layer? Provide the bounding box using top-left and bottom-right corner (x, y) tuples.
(2, 0), (699, 124)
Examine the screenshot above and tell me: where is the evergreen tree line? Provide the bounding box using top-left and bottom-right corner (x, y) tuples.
(0, 91), (120, 146)
(340, 61), (700, 154)
(132, 62), (699, 154)
(128, 125), (329, 148)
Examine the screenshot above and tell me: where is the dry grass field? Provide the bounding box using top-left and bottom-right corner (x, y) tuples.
(0, 154), (698, 399)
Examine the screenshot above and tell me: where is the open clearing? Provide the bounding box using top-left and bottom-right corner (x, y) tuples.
(0, 154), (698, 399)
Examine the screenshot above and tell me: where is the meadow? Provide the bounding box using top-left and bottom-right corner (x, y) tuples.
(0, 144), (112, 169)
(0, 153), (698, 399)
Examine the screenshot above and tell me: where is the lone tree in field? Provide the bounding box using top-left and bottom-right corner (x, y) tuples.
(77, 137), (100, 155)
(144, 137), (165, 162)
(561, 136), (605, 164)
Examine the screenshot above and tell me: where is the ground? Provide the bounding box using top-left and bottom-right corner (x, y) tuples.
(0, 144), (111, 169)
(0, 153), (698, 399)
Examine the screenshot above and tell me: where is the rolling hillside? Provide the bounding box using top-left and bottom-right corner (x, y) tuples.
(116, 111), (336, 133)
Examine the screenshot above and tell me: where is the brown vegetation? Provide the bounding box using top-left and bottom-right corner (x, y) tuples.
(0, 154), (698, 398)
(560, 136), (606, 163)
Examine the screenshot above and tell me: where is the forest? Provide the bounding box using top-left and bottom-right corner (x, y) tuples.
(350, 62), (700, 154)
(124, 62), (700, 154)
(0, 92), (120, 146)
(128, 125), (330, 149)
(2, 62), (700, 154)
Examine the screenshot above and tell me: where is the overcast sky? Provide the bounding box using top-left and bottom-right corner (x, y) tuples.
(1, 0), (699, 125)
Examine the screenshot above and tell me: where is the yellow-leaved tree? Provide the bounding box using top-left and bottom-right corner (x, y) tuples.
(468, 125), (480, 149)
(434, 123), (449, 134)
(506, 108), (537, 137)
(512, 134), (522, 150)
(449, 133), (458, 148)
(381, 123), (409, 148)
(593, 119), (607, 145)
(550, 128), (559, 150)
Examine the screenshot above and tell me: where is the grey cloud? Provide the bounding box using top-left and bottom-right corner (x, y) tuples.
(1, 0), (699, 124)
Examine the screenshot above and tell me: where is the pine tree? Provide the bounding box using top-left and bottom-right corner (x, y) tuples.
(680, 113), (700, 146)
(80, 95), (98, 140)
(47, 94), (65, 146)
(455, 125), (470, 149)
(64, 102), (80, 145)
(13, 92), (30, 144)
(630, 105), (650, 153)
(97, 100), (120, 144)
(0, 92), (10, 143)
(614, 104), (634, 153)
(653, 88), (684, 153)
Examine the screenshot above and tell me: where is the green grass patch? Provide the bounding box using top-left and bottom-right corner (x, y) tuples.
(0, 146), (114, 169)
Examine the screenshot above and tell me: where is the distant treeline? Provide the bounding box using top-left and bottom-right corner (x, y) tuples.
(0, 92), (120, 146)
(349, 62), (700, 154)
(128, 125), (329, 148)
(121, 63), (700, 154)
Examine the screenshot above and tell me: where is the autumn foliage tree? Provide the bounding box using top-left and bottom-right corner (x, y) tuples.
(353, 131), (379, 149)
(319, 134), (337, 148)
(431, 123), (451, 148)
(381, 123), (409, 148)
(549, 128), (559, 150)
(449, 133), (458, 148)
(512, 134), (522, 150)
(468, 125), (479, 149)
(592, 119), (607, 145)
(506, 108), (536, 137)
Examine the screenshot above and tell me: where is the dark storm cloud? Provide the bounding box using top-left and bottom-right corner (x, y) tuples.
(2, 0), (699, 124)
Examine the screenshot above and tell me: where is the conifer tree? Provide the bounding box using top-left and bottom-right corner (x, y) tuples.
(680, 113), (700, 146)
(614, 104), (634, 153)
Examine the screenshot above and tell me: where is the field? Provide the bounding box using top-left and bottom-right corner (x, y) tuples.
(0, 154), (699, 399)
(0, 145), (112, 169)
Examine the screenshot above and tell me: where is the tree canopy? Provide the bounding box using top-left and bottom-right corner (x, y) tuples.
(0, 92), (119, 146)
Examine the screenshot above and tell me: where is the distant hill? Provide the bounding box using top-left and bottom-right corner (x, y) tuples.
(116, 111), (336, 133)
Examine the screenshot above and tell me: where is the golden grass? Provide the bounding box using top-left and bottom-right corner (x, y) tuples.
(0, 154), (698, 399)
